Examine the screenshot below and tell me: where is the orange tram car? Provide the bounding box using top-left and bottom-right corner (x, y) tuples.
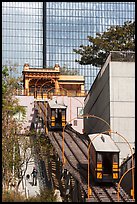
(88, 133), (120, 183)
(47, 99), (66, 130)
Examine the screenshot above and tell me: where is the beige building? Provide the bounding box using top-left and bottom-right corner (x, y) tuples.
(22, 63), (85, 99)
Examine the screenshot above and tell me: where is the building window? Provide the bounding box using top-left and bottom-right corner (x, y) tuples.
(77, 107), (83, 118)
(74, 120), (77, 126)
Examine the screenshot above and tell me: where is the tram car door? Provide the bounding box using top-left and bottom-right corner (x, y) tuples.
(55, 108), (66, 128)
(89, 133), (120, 183)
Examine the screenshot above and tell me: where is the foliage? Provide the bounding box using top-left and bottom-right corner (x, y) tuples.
(25, 188), (57, 202)
(73, 21), (135, 67)
(2, 65), (27, 192)
(46, 64), (79, 75)
(2, 65), (58, 202)
(60, 64), (79, 75)
(2, 66), (25, 114)
(31, 134), (53, 161)
(2, 188), (57, 202)
(2, 190), (26, 202)
(2, 65), (26, 122)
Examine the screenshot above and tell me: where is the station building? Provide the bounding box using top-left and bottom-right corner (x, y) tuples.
(15, 63), (86, 134)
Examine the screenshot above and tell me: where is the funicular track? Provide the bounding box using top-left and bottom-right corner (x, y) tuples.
(35, 101), (134, 202)
(47, 129), (133, 202)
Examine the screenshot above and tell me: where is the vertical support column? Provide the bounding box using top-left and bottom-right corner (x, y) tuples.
(55, 79), (60, 95)
(43, 2), (47, 68)
(25, 78), (29, 96)
(44, 101), (48, 134)
(72, 180), (79, 202)
(70, 97), (71, 122)
(81, 84), (84, 96)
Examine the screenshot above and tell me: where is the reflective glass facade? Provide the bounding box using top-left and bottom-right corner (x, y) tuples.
(2, 2), (43, 76)
(2, 2), (135, 89)
(45, 2), (135, 90)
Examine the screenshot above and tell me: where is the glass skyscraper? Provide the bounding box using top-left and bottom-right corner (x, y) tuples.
(2, 2), (135, 90)
(2, 2), (43, 75)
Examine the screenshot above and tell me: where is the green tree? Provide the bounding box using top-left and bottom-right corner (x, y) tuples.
(2, 65), (26, 191)
(2, 188), (57, 202)
(73, 21), (135, 67)
(2, 66), (59, 202)
(45, 64), (79, 75)
(25, 188), (57, 202)
(60, 64), (79, 75)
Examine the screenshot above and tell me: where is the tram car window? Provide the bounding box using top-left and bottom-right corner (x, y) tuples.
(88, 133), (120, 183)
(47, 99), (66, 130)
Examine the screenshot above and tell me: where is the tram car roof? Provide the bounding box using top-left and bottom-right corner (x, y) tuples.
(88, 133), (120, 152)
(48, 99), (67, 109)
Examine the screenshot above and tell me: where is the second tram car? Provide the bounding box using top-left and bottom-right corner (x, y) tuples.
(47, 99), (67, 130)
(88, 133), (120, 183)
